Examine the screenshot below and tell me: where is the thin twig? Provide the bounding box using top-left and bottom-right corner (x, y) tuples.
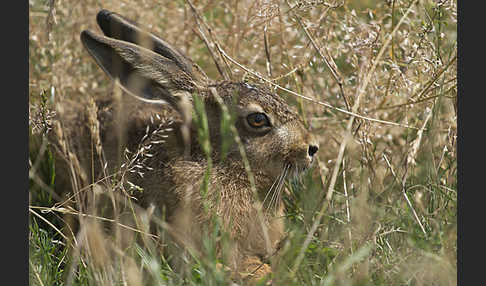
(186, 0), (232, 80)
(342, 158), (353, 252)
(263, 24), (272, 77)
(29, 207), (68, 241)
(382, 154), (427, 235)
(45, 0), (56, 41)
(29, 205), (160, 239)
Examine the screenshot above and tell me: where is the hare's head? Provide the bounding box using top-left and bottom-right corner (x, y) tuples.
(210, 82), (319, 182)
(81, 10), (318, 191)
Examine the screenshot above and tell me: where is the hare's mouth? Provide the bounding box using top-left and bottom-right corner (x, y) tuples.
(261, 160), (313, 212)
(286, 159), (313, 181)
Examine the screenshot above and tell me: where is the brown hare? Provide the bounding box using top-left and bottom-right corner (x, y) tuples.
(50, 9), (319, 284)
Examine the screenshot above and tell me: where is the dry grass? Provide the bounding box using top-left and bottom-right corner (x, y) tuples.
(29, 0), (456, 285)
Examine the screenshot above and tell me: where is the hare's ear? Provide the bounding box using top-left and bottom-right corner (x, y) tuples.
(95, 9), (208, 85)
(81, 30), (200, 112)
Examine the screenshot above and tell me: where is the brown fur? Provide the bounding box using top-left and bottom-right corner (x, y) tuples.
(48, 9), (319, 284)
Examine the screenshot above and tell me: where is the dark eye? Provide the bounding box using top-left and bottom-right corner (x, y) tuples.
(247, 113), (270, 128)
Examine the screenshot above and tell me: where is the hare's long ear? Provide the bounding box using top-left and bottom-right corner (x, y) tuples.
(81, 30), (201, 112)
(95, 9), (208, 85)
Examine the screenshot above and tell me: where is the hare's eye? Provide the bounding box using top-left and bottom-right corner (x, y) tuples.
(247, 113), (270, 128)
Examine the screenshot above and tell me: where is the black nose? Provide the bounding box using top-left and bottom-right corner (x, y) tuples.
(308, 145), (319, 157)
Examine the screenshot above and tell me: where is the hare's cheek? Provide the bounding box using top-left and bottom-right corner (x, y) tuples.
(274, 127), (294, 154)
(275, 126), (306, 155)
(275, 126), (290, 142)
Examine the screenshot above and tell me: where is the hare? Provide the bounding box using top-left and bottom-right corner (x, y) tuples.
(50, 9), (319, 283)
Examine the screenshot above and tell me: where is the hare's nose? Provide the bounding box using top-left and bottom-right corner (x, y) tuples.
(308, 145), (319, 157)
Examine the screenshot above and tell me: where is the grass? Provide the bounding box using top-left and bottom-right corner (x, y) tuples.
(29, 0), (457, 285)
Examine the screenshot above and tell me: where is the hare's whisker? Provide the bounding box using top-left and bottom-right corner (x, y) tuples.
(274, 164), (291, 212)
(263, 170), (283, 207)
(271, 173), (283, 212)
(270, 163), (290, 212)
(264, 165), (287, 211)
(266, 171), (285, 210)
